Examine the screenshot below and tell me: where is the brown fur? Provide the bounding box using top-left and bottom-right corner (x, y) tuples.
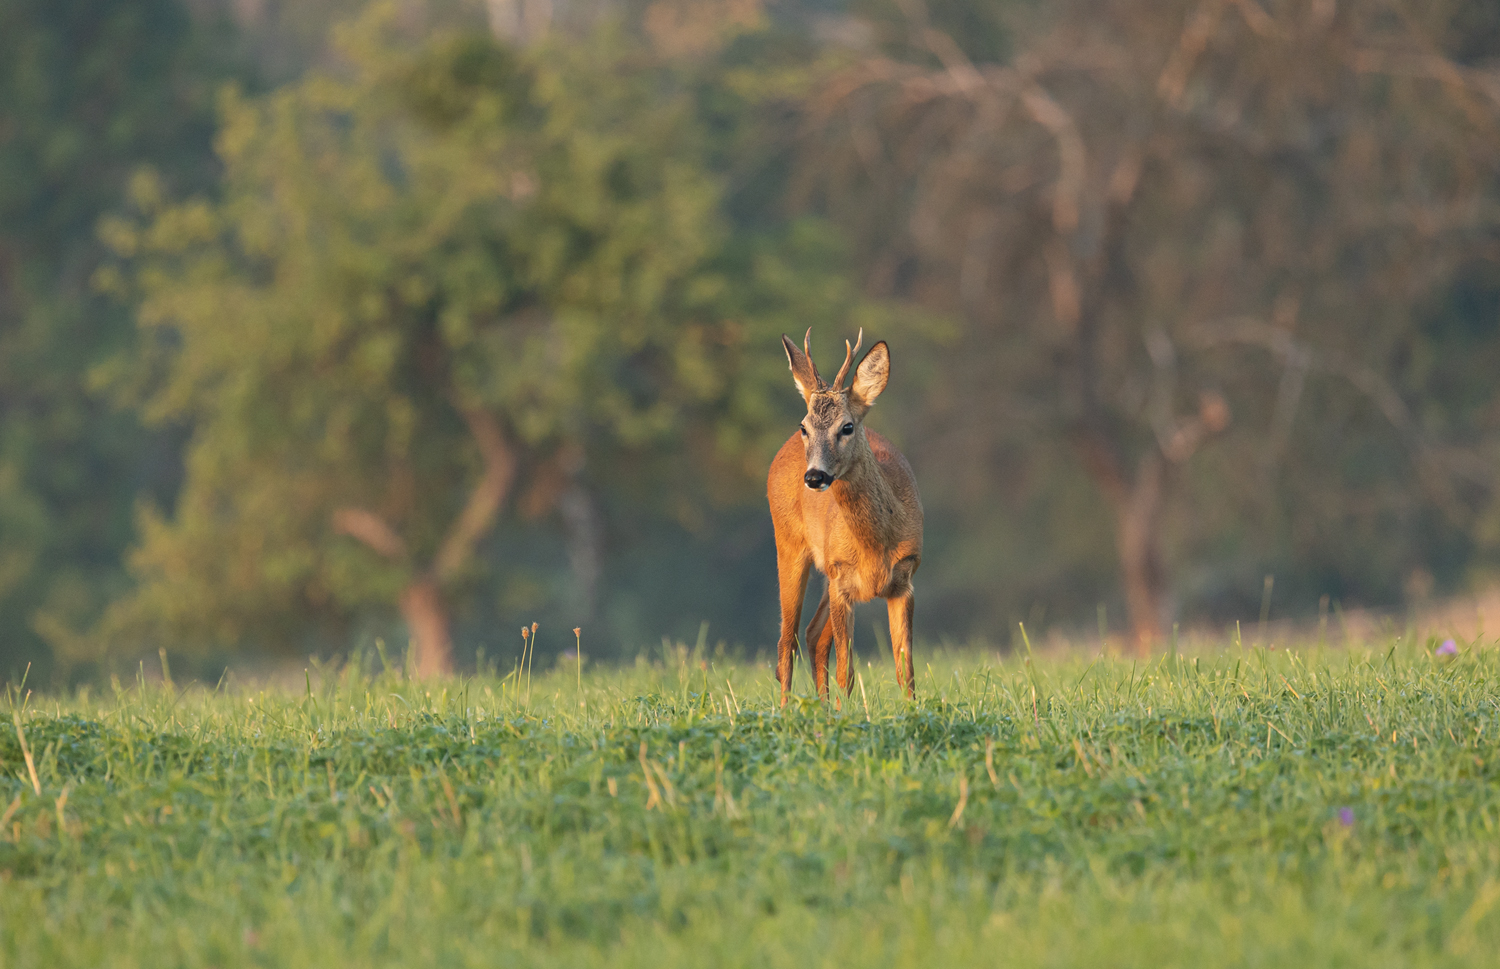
(768, 332), (923, 702)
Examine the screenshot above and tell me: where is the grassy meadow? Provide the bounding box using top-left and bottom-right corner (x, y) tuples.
(2, 636), (1500, 967)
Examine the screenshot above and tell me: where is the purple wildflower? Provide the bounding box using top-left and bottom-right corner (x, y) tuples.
(1436, 639), (1458, 657)
(1338, 807), (1355, 827)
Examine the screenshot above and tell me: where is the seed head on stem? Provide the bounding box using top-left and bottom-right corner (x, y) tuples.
(574, 628), (584, 712)
(525, 623), (539, 706)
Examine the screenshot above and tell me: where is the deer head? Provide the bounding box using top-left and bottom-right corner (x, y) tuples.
(782, 328), (891, 490)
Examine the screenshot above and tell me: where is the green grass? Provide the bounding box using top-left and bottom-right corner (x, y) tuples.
(2, 638), (1500, 967)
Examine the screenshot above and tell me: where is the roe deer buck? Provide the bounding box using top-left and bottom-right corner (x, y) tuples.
(768, 329), (923, 703)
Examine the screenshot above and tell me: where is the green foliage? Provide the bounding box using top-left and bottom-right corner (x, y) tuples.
(97, 6), (882, 660)
(0, 0), (230, 677)
(3, 640), (1500, 965)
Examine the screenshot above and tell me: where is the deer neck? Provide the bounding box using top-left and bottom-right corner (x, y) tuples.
(830, 434), (898, 545)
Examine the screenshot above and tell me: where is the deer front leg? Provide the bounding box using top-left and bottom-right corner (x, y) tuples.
(805, 585), (833, 699)
(887, 590), (916, 699)
(833, 595), (857, 700)
(834, 597), (858, 711)
(776, 553), (812, 704)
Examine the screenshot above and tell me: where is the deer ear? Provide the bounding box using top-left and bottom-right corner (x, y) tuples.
(850, 341), (890, 413)
(782, 333), (819, 402)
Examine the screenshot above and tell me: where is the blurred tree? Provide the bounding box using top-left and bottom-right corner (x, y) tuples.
(798, 0), (1500, 650)
(98, 4), (878, 674)
(0, 0), (231, 678)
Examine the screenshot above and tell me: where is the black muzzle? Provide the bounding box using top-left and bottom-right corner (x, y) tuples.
(804, 469), (833, 490)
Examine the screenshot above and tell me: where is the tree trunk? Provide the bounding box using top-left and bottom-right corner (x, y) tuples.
(1074, 435), (1169, 656)
(400, 577), (454, 677)
(334, 409), (514, 680)
(1114, 453), (1166, 655)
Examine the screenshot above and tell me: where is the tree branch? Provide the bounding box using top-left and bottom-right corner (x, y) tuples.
(433, 408), (517, 582)
(1351, 49), (1500, 115)
(1019, 83), (1085, 234)
(1156, 0), (1229, 107)
(894, 0), (986, 96)
(1185, 317), (1413, 437)
(332, 508), (408, 560)
(1184, 316), (1484, 515)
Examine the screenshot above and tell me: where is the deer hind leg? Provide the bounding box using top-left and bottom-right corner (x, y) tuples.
(805, 584), (833, 699)
(887, 589), (916, 700)
(776, 554), (812, 704)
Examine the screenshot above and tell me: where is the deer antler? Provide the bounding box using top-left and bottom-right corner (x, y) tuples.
(804, 327), (827, 389)
(832, 328), (863, 391)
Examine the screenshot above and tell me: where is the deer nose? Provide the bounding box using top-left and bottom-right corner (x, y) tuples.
(804, 469), (833, 490)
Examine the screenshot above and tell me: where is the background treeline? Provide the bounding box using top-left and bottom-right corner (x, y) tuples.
(3, 0), (1499, 681)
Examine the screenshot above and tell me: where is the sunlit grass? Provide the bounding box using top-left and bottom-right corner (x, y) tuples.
(2, 636), (1499, 967)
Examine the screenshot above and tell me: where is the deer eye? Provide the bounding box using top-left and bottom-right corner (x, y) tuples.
(799, 424), (808, 437)
(841, 422), (855, 436)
